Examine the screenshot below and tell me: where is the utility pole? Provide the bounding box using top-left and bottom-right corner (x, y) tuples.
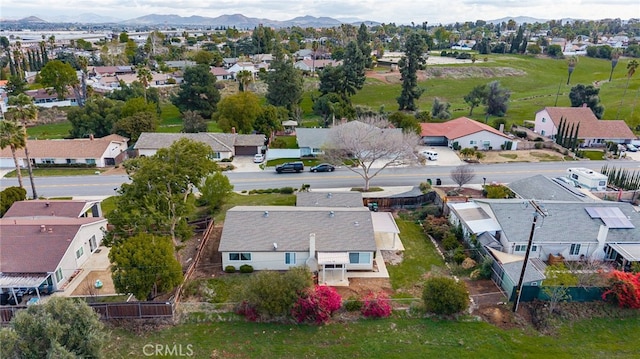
(512, 200), (547, 313)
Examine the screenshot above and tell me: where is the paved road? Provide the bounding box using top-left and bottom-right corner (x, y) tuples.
(2, 159), (638, 198)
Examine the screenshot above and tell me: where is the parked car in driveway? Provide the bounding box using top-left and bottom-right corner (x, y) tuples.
(275, 162), (304, 173)
(310, 163), (335, 172)
(625, 144), (638, 152)
(253, 154), (264, 163)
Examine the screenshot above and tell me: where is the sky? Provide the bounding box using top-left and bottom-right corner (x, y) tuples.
(2, 0), (639, 25)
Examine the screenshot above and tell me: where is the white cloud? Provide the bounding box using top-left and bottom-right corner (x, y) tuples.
(2, 0), (638, 24)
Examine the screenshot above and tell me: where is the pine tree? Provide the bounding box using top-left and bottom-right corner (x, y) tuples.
(397, 32), (427, 111)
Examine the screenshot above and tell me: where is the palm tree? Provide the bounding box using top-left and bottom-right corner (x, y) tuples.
(136, 66), (153, 102)
(7, 94), (38, 199)
(617, 59), (639, 120)
(236, 70), (252, 92)
(566, 56), (578, 85)
(0, 120), (25, 189)
(311, 40), (319, 75)
(609, 50), (620, 82)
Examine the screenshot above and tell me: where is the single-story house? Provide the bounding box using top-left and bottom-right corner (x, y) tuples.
(25, 88), (77, 108)
(210, 67), (231, 81)
(219, 206), (377, 283)
(447, 201), (503, 252)
(134, 132), (265, 158)
(227, 62), (259, 79)
(420, 117), (517, 150)
(295, 127), (330, 157)
(89, 66), (134, 77)
(163, 61), (196, 70)
(534, 107), (636, 146)
(0, 216), (107, 301)
(294, 59), (342, 72)
(464, 199), (639, 267)
(0, 134), (129, 168)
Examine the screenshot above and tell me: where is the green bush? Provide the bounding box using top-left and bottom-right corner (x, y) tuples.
(478, 257), (493, 280)
(224, 265), (236, 273)
(344, 296), (363, 311)
(534, 142), (544, 149)
(0, 186), (27, 217)
(239, 264), (254, 273)
(280, 187), (295, 194)
(453, 247), (467, 264)
(234, 267), (313, 320)
(422, 276), (470, 315)
(419, 182), (432, 193)
(442, 233), (461, 251)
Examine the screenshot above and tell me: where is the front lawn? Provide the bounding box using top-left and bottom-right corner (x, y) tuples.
(265, 157), (321, 167)
(3, 168), (107, 177)
(387, 219), (445, 293)
(107, 315), (640, 358)
(580, 150), (605, 160)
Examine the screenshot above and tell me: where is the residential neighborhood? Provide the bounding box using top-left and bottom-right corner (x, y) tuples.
(0, 7), (639, 358)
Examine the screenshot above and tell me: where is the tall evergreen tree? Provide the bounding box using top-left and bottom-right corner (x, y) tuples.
(555, 117), (565, 145)
(265, 45), (303, 117)
(397, 32), (427, 111)
(357, 23), (373, 68)
(342, 41), (367, 99)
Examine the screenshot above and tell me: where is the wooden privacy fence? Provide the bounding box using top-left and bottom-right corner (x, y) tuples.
(174, 217), (216, 303)
(89, 301), (174, 320)
(362, 191), (437, 210)
(1, 301), (174, 324)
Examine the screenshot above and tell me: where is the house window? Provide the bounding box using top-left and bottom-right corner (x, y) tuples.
(542, 118), (546, 123)
(66, 158), (77, 164)
(55, 268), (63, 283)
(349, 252), (371, 264)
(229, 252), (251, 261)
(85, 158), (96, 165)
(570, 244), (581, 256)
(541, 130), (546, 136)
(75, 247), (84, 259)
(599, 181), (606, 186)
(470, 140), (477, 145)
(285, 252), (296, 265)
(211, 152), (221, 159)
(515, 245), (527, 252)
(312, 148), (322, 153)
(43, 158), (55, 164)
(531, 245), (538, 252)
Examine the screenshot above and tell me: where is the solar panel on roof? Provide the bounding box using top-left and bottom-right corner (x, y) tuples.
(585, 207), (635, 229)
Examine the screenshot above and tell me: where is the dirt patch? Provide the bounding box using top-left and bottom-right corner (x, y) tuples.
(71, 270), (116, 296)
(191, 225), (223, 279)
(478, 149), (566, 164)
(381, 250), (403, 265)
(436, 186), (484, 198)
(332, 278), (393, 300)
(366, 66), (526, 84)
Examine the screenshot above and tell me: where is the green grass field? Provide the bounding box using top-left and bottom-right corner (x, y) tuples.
(3, 168), (106, 177)
(106, 315), (640, 359)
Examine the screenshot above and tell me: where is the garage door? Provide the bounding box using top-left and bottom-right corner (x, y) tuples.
(0, 158), (19, 168)
(423, 136), (448, 146)
(235, 146), (259, 156)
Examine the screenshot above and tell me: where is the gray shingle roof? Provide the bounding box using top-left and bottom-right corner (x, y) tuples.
(295, 128), (329, 149)
(219, 206), (376, 252)
(508, 175), (590, 202)
(479, 199), (640, 244)
(134, 132), (263, 152)
(296, 192), (364, 208)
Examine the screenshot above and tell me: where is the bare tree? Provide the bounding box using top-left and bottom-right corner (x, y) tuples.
(323, 116), (420, 191)
(450, 164), (475, 189)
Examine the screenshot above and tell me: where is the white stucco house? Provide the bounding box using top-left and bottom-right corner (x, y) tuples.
(134, 132), (265, 158)
(534, 107), (636, 147)
(0, 134), (129, 168)
(420, 117), (517, 150)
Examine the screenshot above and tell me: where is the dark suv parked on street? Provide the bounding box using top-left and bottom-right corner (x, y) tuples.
(275, 162), (304, 173)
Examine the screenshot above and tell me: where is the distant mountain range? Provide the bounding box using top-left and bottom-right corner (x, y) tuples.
(1, 13), (579, 28)
(1, 13), (377, 28)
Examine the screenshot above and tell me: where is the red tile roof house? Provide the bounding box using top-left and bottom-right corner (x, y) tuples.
(534, 107), (637, 147)
(420, 117), (517, 150)
(0, 202), (107, 303)
(0, 134), (129, 169)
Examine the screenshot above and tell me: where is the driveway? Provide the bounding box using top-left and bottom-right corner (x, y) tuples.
(231, 155), (265, 173)
(417, 145), (463, 166)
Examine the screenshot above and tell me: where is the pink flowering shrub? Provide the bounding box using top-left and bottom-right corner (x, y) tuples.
(361, 291), (392, 318)
(235, 300), (258, 322)
(602, 270), (640, 309)
(291, 285), (342, 324)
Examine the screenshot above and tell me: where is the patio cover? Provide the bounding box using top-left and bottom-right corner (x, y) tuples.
(371, 212), (400, 234)
(0, 274), (48, 289)
(317, 252), (350, 265)
(609, 243), (640, 262)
